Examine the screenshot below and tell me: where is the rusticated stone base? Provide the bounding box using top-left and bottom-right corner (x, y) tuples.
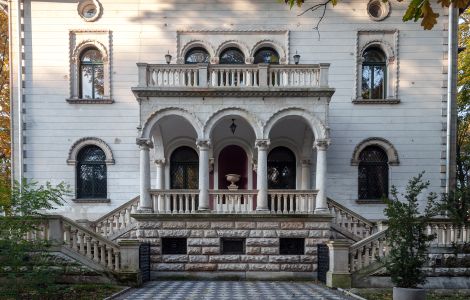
(132, 213), (332, 279)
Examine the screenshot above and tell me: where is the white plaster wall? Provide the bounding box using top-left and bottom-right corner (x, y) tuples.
(15, 0), (447, 220)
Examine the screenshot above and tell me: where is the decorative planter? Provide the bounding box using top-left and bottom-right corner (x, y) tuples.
(393, 287), (425, 300)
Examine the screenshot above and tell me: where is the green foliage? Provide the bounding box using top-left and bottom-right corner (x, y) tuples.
(440, 187), (470, 225)
(382, 172), (439, 288)
(0, 180), (70, 298)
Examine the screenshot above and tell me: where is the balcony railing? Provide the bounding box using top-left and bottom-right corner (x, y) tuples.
(134, 63), (331, 96)
(149, 189), (317, 214)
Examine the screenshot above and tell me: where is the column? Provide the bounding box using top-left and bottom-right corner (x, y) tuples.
(326, 240), (352, 288)
(137, 138), (153, 213)
(300, 159), (311, 190)
(154, 159), (165, 213)
(256, 139), (270, 211)
(197, 140), (210, 211)
(315, 139), (329, 214)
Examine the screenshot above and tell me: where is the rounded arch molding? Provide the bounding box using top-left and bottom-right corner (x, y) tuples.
(203, 107), (263, 140)
(67, 137), (115, 165)
(178, 39), (216, 64)
(351, 137), (399, 166)
(359, 40), (395, 62)
(263, 107), (329, 141)
(250, 39), (287, 64)
(215, 40), (251, 63)
(141, 107), (204, 140)
(71, 40), (109, 63)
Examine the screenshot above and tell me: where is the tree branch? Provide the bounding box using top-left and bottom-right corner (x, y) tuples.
(297, 0), (331, 40)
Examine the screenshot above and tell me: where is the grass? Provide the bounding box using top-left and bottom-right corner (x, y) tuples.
(0, 283), (125, 300)
(353, 288), (470, 300)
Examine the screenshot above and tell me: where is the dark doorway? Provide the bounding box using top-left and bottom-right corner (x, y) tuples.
(267, 146), (296, 189)
(170, 146), (199, 189)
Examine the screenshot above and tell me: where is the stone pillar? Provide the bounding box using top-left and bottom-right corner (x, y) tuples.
(47, 217), (64, 245)
(137, 138), (153, 213)
(300, 159), (311, 190)
(197, 140), (210, 211)
(315, 139), (329, 214)
(326, 240), (352, 288)
(256, 139), (270, 211)
(154, 159), (165, 213)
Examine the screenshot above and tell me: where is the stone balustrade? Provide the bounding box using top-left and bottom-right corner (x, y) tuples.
(327, 198), (375, 239)
(427, 220), (470, 247)
(93, 196), (139, 238)
(136, 63), (330, 90)
(210, 190), (256, 213)
(150, 189), (199, 213)
(348, 230), (388, 273)
(268, 190), (317, 214)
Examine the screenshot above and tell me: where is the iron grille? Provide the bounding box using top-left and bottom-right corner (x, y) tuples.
(358, 146), (388, 200)
(76, 145), (107, 199)
(170, 147), (199, 189)
(221, 238), (245, 255)
(279, 238), (305, 255)
(317, 244), (329, 283)
(139, 243), (151, 282)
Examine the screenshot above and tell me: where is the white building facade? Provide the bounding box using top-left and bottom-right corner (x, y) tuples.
(8, 0), (454, 279)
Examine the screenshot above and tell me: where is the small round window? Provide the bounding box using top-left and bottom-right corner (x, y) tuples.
(367, 0), (390, 21)
(78, 0), (102, 22)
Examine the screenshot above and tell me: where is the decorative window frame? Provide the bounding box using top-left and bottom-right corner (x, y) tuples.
(68, 30), (113, 104)
(77, 0), (103, 22)
(353, 30), (400, 104)
(179, 40), (216, 64)
(367, 0), (391, 22)
(216, 40), (251, 64)
(250, 39), (288, 64)
(67, 137), (114, 203)
(351, 137), (399, 166)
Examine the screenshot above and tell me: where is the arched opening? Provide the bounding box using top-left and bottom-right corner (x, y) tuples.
(361, 46), (386, 99)
(170, 146), (199, 189)
(218, 145), (248, 190)
(268, 146), (296, 189)
(76, 145), (107, 199)
(254, 47), (280, 64)
(358, 146), (389, 200)
(79, 47), (104, 99)
(219, 47), (245, 64)
(185, 47), (210, 64)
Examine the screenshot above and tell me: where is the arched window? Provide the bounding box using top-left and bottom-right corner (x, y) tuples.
(185, 47), (210, 64)
(254, 47), (280, 64)
(358, 146), (388, 200)
(268, 147), (296, 189)
(219, 47), (245, 64)
(361, 47), (386, 99)
(170, 146), (199, 189)
(80, 48), (104, 99)
(77, 145), (107, 199)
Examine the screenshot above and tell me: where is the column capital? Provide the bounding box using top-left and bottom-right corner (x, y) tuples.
(315, 139), (330, 151)
(255, 139), (270, 150)
(154, 158), (166, 166)
(301, 159), (312, 166)
(196, 139), (210, 150)
(136, 138), (153, 149)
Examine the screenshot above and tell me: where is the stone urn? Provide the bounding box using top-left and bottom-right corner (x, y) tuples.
(225, 174), (241, 190)
(393, 287), (425, 300)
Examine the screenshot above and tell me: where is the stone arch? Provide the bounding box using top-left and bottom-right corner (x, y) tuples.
(359, 40), (395, 62)
(72, 40), (109, 63)
(203, 107), (263, 140)
(215, 40), (251, 64)
(178, 39), (216, 63)
(67, 137), (114, 165)
(165, 137), (200, 161)
(351, 137), (399, 166)
(268, 137), (301, 162)
(251, 39), (288, 64)
(213, 137), (255, 162)
(263, 107), (329, 141)
(141, 107), (204, 140)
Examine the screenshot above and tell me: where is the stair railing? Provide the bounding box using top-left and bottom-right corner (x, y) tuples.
(327, 198), (375, 239)
(348, 229), (388, 273)
(91, 196), (140, 237)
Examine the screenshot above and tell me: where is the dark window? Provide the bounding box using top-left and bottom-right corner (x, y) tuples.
(80, 48), (104, 99)
(219, 47), (245, 64)
(170, 146), (199, 189)
(221, 238), (245, 255)
(361, 47), (386, 99)
(254, 47), (280, 64)
(268, 147), (296, 189)
(161, 238), (187, 254)
(76, 145), (107, 199)
(358, 146), (389, 200)
(280, 238), (305, 255)
(185, 47), (210, 64)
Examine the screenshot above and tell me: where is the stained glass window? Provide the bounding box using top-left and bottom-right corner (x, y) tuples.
(185, 47), (210, 64)
(254, 47), (280, 64)
(219, 47), (245, 64)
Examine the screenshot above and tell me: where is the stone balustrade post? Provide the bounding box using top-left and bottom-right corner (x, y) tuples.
(137, 138), (154, 213)
(47, 217), (64, 245)
(117, 240), (143, 287)
(326, 240), (352, 288)
(258, 64), (269, 87)
(154, 159), (165, 212)
(300, 159), (311, 190)
(197, 63), (208, 87)
(136, 63), (148, 87)
(256, 139), (270, 211)
(197, 140), (210, 211)
(319, 63), (330, 88)
(315, 139), (330, 214)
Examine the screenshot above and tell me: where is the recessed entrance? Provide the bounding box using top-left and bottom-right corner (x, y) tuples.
(218, 145), (248, 190)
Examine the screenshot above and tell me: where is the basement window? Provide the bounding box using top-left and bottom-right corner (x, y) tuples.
(161, 238), (187, 254)
(280, 238), (305, 255)
(221, 238), (245, 255)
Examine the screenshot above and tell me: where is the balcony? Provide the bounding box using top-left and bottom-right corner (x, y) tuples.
(132, 63), (333, 98)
